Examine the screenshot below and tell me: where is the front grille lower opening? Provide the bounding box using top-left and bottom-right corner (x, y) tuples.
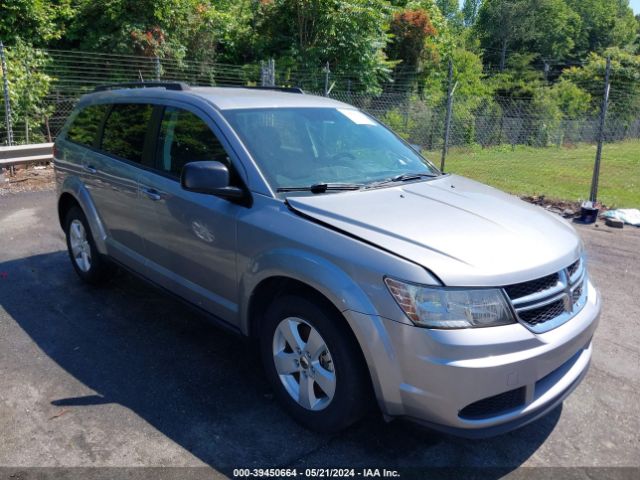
(459, 387), (526, 420)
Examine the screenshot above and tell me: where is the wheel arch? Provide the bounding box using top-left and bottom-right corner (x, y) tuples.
(57, 192), (80, 229)
(239, 249), (378, 336)
(247, 274), (377, 407)
(57, 178), (108, 254)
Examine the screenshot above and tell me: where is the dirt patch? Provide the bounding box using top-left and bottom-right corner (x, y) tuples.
(520, 195), (607, 218)
(0, 164), (55, 196)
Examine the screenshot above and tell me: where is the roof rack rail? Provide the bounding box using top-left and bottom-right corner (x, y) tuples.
(242, 86), (305, 94)
(93, 82), (190, 92)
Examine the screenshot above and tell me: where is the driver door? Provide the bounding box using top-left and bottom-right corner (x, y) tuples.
(137, 105), (241, 323)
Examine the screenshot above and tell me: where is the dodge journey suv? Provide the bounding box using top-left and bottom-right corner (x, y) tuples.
(54, 82), (601, 437)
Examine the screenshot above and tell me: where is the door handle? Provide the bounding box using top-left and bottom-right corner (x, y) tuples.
(83, 165), (97, 174)
(141, 187), (162, 201)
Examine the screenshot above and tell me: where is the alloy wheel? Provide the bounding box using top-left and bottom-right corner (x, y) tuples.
(272, 317), (336, 411)
(69, 219), (92, 272)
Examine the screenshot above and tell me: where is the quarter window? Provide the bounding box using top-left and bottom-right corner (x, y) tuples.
(66, 104), (109, 147)
(156, 107), (228, 177)
(101, 103), (153, 164)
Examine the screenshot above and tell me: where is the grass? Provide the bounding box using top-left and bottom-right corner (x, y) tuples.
(425, 140), (640, 208)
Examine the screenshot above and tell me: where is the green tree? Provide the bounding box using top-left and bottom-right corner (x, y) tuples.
(0, 40), (52, 143)
(435, 0), (461, 25)
(0, 0), (73, 46)
(528, 0), (581, 63)
(62, 0), (244, 60)
(562, 48), (640, 125)
(635, 15), (640, 54)
(550, 79), (592, 119)
(476, 0), (583, 70)
(475, 0), (537, 71)
(566, 0), (637, 56)
(253, 0), (393, 92)
(462, 0), (481, 27)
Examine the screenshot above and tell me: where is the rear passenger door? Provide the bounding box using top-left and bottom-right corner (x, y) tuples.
(136, 105), (241, 323)
(89, 103), (154, 268)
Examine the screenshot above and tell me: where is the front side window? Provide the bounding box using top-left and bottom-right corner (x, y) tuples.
(101, 103), (153, 163)
(155, 107), (228, 177)
(223, 107), (439, 192)
(66, 104), (109, 147)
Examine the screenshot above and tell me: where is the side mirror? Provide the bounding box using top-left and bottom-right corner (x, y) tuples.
(181, 161), (244, 199)
(410, 144), (422, 153)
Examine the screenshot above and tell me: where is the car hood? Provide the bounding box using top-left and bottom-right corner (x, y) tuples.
(286, 175), (582, 286)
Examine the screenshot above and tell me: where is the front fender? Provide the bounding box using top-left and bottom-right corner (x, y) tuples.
(239, 247), (378, 335)
(59, 176), (108, 255)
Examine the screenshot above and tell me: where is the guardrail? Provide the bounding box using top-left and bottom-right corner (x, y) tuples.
(0, 143), (54, 167)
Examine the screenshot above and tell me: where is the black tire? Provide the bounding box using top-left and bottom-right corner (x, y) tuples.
(64, 206), (111, 285)
(260, 294), (370, 432)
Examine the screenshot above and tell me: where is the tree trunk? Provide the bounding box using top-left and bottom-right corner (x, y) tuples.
(500, 39), (507, 71)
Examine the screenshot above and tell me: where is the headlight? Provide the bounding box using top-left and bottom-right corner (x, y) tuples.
(384, 277), (515, 329)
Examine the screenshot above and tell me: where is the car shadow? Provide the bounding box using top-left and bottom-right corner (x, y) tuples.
(0, 251), (560, 477)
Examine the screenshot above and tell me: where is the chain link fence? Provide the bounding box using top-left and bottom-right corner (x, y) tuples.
(1, 46), (639, 207)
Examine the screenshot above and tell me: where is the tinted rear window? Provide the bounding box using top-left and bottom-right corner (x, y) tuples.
(101, 103), (153, 163)
(66, 104), (109, 147)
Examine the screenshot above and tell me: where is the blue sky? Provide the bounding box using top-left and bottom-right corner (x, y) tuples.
(458, 0), (639, 14)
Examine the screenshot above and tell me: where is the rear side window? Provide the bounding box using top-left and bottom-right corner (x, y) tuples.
(66, 104), (109, 147)
(101, 103), (153, 163)
(155, 107), (228, 177)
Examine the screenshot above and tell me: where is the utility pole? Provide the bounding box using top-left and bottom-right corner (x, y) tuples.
(440, 58), (455, 172)
(589, 56), (611, 204)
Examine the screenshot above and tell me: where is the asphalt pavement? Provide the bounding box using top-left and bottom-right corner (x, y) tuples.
(0, 190), (638, 479)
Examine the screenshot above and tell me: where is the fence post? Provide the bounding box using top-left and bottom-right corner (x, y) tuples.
(323, 62), (330, 97)
(154, 56), (161, 81)
(261, 58), (275, 87)
(270, 58), (275, 86)
(589, 56), (611, 204)
(440, 58), (454, 172)
(0, 41), (14, 147)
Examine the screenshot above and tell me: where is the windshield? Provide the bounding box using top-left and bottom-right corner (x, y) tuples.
(223, 107), (440, 192)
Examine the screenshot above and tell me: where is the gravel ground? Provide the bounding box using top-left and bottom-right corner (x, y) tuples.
(0, 190), (638, 480)
(0, 164), (55, 196)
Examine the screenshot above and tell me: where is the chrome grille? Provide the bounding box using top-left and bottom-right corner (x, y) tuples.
(567, 259), (581, 277)
(504, 258), (587, 333)
(504, 273), (559, 299)
(518, 299), (566, 325)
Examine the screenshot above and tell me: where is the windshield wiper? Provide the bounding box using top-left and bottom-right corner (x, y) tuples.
(277, 182), (364, 194)
(363, 172), (439, 189)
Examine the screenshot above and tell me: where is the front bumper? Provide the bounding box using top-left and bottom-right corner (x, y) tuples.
(344, 280), (601, 438)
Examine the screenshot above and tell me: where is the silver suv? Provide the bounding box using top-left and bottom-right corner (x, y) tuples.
(54, 83), (600, 437)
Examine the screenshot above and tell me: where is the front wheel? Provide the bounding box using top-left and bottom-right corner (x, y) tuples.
(260, 295), (370, 432)
(64, 206), (111, 285)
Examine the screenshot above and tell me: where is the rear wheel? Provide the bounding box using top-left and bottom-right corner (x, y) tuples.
(260, 294), (370, 432)
(64, 206), (111, 284)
